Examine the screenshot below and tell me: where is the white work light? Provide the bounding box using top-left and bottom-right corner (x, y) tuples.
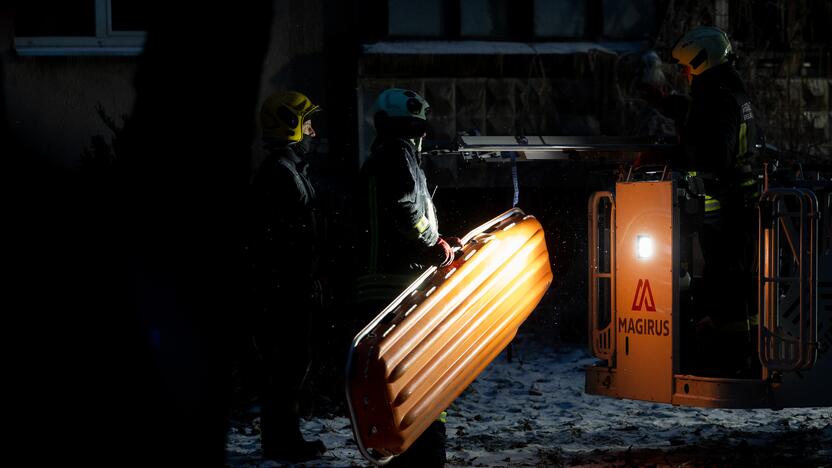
(637, 235), (654, 259)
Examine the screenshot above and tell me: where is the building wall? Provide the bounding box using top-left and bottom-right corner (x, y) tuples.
(4, 2), (827, 171)
(254, 0), (329, 167)
(355, 49), (639, 169)
(0, 1), (331, 171)
(0, 8), (136, 169)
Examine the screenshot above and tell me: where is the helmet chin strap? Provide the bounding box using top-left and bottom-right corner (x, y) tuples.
(293, 134), (314, 156)
(411, 137), (423, 153)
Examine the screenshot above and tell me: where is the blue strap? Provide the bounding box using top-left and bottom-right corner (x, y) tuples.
(511, 151), (519, 207)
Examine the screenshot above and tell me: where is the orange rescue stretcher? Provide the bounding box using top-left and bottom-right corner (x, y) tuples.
(345, 208), (553, 464)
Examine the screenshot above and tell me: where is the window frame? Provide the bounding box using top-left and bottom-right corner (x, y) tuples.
(14, 0), (146, 57)
(371, 0), (657, 43)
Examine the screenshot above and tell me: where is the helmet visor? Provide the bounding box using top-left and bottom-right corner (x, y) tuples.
(304, 107), (326, 138)
(302, 119), (316, 138)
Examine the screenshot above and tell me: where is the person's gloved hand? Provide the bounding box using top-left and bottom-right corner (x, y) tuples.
(443, 236), (463, 251)
(427, 237), (454, 267)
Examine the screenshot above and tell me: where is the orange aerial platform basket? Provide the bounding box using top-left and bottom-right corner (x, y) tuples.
(346, 208), (553, 464)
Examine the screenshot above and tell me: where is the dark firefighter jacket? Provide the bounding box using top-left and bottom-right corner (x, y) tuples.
(355, 136), (440, 303)
(681, 65), (761, 330)
(249, 144), (320, 295)
(682, 63), (759, 210)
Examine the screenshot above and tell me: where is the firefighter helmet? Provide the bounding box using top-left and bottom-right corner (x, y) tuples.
(373, 88), (431, 138)
(671, 26), (733, 81)
(260, 91), (320, 142)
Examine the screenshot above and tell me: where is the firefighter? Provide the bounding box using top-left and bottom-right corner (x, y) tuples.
(670, 26), (761, 376)
(249, 90), (327, 462)
(355, 88), (459, 467)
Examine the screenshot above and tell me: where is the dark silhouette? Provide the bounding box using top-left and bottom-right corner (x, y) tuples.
(94, 2), (272, 466)
(248, 90), (327, 462)
(355, 88), (460, 467)
(671, 26), (761, 377)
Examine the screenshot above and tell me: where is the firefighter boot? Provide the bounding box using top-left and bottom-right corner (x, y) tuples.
(260, 400), (327, 462)
(388, 420), (447, 468)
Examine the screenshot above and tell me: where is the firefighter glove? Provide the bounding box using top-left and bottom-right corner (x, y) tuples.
(428, 237), (454, 267)
(443, 236), (463, 251)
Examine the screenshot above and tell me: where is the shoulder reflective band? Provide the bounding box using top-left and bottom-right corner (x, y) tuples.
(436, 411), (447, 424)
(737, 122), (748, 158)
(414, 215), (430, 234)
(705, 195), (721, 212)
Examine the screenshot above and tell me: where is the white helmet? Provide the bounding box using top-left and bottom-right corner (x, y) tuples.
(671, 26), (733, 82)
(373, 88), (431, 138)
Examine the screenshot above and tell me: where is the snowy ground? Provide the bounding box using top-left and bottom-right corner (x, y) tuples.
(227, 335), (832, 467)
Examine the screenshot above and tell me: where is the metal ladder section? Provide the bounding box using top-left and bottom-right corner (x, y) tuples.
(758, 188), (819, 371)
(588, 191), (616, 361)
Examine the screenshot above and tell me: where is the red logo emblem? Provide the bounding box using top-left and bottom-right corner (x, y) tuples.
(631, 279), (656, 311)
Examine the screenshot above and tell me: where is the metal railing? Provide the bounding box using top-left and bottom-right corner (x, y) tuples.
(758, 188), (819, 371)
(588, 191), (616, 361)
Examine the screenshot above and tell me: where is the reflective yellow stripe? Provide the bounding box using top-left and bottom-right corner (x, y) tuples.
(704, 195), (721, 212)
(687, 171), (698, 177)
(414, 215), (430, 234)
(437, 411), (447, 424)
(741, 178), (756, 187)
(738, 122), (748, 158)
(749, 314), (759, 326)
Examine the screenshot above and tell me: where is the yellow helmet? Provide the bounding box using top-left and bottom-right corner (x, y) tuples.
(260, 91), (320, 142)
(671, 26), (733, 81)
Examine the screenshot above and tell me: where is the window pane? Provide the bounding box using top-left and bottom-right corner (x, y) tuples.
(534, 0), (585, 38)
(388, 0), (444, 37)
(111, 0), (150, 32)
(602, 0), (655, 39)
(14, 0), (96, 37)
(460, 0), (510, 38)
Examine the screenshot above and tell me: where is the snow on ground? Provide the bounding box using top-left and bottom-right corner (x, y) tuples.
(227, 334), (832, 467)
